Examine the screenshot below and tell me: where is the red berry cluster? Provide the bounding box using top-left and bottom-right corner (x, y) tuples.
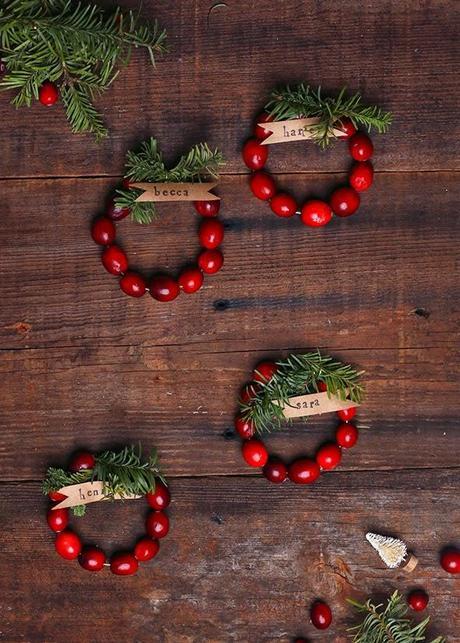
(46, 450), (171, 576)
(91, 193), (224, 301)
(242, 113), (374, 226)
(235, 361), (359, 483)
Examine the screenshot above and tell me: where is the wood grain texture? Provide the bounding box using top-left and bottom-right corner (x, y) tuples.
(1, 472), (458, 642)
(0, 0), (459, 640)
(0, 0), (458, 178)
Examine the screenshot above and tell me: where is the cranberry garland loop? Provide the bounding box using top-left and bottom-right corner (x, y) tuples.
(234, 353), (364, 484)
(242, 84), (392, 226)
(91, 138), (225, 302)
(43, 446), (171, 576)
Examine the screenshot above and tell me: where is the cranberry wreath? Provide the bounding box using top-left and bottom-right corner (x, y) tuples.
(91, 138), (225, 302)
(234, 352), (364, 484)
(242, 84), (392, 225)
(43, 445), (171, 575)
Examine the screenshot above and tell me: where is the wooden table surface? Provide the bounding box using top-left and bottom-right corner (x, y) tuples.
(0, 1), (459, 641)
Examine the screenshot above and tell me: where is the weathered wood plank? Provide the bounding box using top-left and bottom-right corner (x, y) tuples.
(0, 472), (458, 642)
(0, 173), (457, 351)
(0, 0), (458, 178)
(0, 344), (457, 479)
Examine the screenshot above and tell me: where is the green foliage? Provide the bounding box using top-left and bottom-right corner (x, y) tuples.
(116, 137), (224, 224)
(241, 351), (364, 434)
(0, 0), (167, 138)
(42, 445), (165, 516)
(265, 84), (392, 149)
(348, 591), (445, 643)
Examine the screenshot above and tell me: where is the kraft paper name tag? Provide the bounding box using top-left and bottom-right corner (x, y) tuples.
(260, 117), (344, 145)
(51, 481), (141, 510)
(279, 391), (358, 419)
(131, 182), (220, 202)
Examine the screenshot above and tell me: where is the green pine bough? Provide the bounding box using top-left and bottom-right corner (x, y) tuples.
(348, 591), (445, 643)
(241, 351), (364, 435)
(0, 0), (167, 139)
(115, 137), (224, 224)
(265, 84), (392, 149)
(42, 445), (165, 516)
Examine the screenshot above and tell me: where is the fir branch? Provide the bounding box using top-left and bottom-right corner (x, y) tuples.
(265, 84), (392, 149)
(115, 138), (224, 224)
(241, 351), (364, 434)
(348, 591), (445, 643)
(0, 0), (167, 138)
(42, 445), (165, 516)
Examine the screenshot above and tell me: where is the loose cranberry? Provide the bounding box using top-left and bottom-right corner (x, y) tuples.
(110, 552), (139, 576)
(249, 171), (276, 200)
(254, 112), (274, 141)
(120, 272), (147, 297)
(146, 511), (170, 539)
(178, 267), (204, 293)
(240, 382), (260, 404)
(270, 192), (297, 218)
(242, 439), (269, 468)
(288, 459), (320, 484)
(336, 423), (358, 448)
(38, 81), (59, 106)
(79, 546), (106, 572)
(234, 415), (255, 439)
(91, 217), (116, 245)
(349, 132), (374, 161)
(330, 187), (360, 217)
(134, 538), (160, 562)
(242, 138), (268, 170)
(199, 219), (225, 249)
(316, 443), (342, 470)
(146, 481), (171, 510)
(300, 200), (333, 227)
(349, 161), (374, 192)
(337, 117), (357, 138)
(252, 360), (278, 383)
(150, 276), (180, 302)
(263, 459), (287, 483)
(310, 600), (332, 630)
(440, 548), (460, 574)
(407, 590), (429, 611)
(194, 200), (220, 217)
(106, 199), (130, 221)
(198, 249), (224, 274)
(55, 530), (82, 560)
(337, 407), (357, 422)
(101, 245), (128, 275)
(47, 508), (69, 532)
(69, 451), (95, 472)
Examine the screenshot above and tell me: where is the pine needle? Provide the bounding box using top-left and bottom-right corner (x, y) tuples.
(241, 351), (364, 434)
(0, 0), (167, 138)
(265, 84), (392, 149)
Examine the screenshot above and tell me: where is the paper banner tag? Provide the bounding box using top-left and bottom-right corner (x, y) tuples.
(51, 481), (141, 510)
(130, 182), (220, 202)
(279, 391), (358, 419)
(260, 117), (344, 145)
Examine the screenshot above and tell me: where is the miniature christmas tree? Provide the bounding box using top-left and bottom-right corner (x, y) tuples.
(0, 0), (167, 138)
(348, 591), (445, 643)
(366, 532), (418, 570)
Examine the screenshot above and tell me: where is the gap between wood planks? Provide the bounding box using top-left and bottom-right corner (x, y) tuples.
(0, 169), (459, 182)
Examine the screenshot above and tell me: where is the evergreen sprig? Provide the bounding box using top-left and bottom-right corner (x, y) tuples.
(115, 137), (224, 224)
(42, 445), (165, 516)
(348, 591), (445, 643)
(0, 0), (167, 138)
(241, 351), (364, 434)
(265, 84), (392, 149)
